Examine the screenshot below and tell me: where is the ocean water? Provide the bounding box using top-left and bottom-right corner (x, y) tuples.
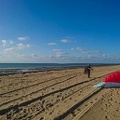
(0, 63), (118, 75)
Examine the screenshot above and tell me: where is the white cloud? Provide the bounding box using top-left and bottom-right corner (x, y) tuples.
(53, 49), (69, 58)
(75, 47), (102, 55)
(1, 40), (7, 46)
(48, 42), (56, 46)
(17, 36), (30, 41)
(61, 39), (71, 43)
(17, 43), (31, 50)
(4, 47), (15, 53)
(17, 43), (25, 50)
(56, 51), (69, 58)
(1, 50), (120, 63)
(4, 43), (31, 53)
(1, 40), (14, 47)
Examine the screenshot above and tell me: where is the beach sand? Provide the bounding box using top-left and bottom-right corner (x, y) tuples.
(0, 65), (120, 120)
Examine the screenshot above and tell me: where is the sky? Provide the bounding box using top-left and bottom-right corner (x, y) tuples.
(0, 0), (120, 63)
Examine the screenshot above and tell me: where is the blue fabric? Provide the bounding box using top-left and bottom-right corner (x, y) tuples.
(93, 82), (105, 88)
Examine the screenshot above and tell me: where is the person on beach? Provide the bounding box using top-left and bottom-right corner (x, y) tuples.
(84, 64), (93, 78)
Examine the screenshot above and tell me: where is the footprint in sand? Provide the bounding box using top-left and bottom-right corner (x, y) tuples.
(105, 116), (109, 120)
(90, 101), (93, 104)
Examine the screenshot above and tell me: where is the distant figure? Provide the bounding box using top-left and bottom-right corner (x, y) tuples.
(84, 64), (93, 78)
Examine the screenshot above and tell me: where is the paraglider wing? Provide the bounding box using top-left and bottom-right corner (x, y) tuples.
(103, 71), (120, 83)
(94, 71), (120, 88)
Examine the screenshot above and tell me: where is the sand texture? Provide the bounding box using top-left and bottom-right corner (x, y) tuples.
(0, 65), (120, 120)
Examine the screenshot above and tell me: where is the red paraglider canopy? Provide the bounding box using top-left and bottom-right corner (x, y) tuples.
(103, 71), (120, 83)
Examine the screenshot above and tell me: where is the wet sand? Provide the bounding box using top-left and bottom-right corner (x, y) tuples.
(0, 65), (120, 120)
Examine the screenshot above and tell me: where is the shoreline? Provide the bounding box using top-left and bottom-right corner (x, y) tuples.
(0, 63), (119, 75)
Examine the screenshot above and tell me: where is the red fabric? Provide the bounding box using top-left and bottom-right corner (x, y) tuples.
(103, 71), (120, 83)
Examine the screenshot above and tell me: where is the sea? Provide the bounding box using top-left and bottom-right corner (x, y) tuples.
(0, 63), (119, 75)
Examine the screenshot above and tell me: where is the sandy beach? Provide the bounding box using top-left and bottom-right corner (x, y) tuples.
(0, 65), (120, 120)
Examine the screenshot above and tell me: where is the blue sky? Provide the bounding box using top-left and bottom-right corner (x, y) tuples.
(0, 0), (120, 63)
